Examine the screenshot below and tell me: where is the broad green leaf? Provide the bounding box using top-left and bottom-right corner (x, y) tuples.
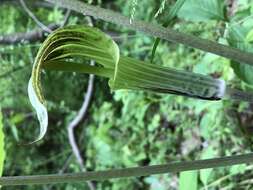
(227, 25), (253, 85)
(246, 29), (253, 42)
(0, 110), (5, 177)
(177, 0), (225, 22)
(9, 113), (25, 125)
(200, 147), (216, 187)
(151, 0), (186, 62)
(179, 171), (198, 190)
(230, 164), (246, 175)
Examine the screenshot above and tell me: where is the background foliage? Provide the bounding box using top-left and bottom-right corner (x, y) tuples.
(1, 0), (253, 189)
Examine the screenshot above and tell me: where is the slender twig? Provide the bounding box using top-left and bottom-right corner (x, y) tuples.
(46, 154), (73, 190)
(112, 34), (140, 40)
(0, 24), (59, 44)
(46, 0), (253, 66)
(61, 9), (71, 27)
(67, 72), (94, 168)
(20, 0), (52, 33)
(1, 153), (253, 186)
(238, 178), (253, 186)
(0, 66), (26, 79)
(1, 0), (51, 8)
(58, 155), (74, 174)
(0, 25), (136, 44)
(67, 73), (95, 190)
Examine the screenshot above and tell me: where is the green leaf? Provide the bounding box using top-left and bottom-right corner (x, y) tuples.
(177, 0), (225, 22)
(227, 25), (253, 85)
(0, 109), (5, 177)
(246, 29), (253, 43)
(179, 171), (198, 190)
(229, 164), (246, 175)
(151, 0), (186, 62)
(9, 113), (25, 125)
(200, 147), (216, 187)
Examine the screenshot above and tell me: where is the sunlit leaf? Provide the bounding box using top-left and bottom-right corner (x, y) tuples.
(246, 29), (253, 43)
(179, 171), (198, 190)
(200, 147), (216, 187)
(227, 24), (253, 85)
(177, 0), (225, 22)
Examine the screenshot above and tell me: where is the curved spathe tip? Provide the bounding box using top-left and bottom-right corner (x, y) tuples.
(27, 78), (48, 143)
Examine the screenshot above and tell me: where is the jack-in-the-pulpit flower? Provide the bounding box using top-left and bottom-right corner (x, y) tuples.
(28, 25), (253, 142)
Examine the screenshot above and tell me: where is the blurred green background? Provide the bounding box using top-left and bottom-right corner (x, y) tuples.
(1, 0), (253, 189)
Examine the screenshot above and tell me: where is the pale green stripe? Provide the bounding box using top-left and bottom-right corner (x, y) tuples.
(120, 57), (217, 85)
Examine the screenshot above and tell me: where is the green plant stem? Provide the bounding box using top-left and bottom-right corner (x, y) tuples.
(46, 0), (253, 66)
(225, 88), (253, 102)
(1, 153), (253, 186)
(151, 0), (186, 62)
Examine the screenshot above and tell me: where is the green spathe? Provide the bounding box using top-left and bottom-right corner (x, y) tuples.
(28, 25), (249, 141)
(112, 56), (225, 100)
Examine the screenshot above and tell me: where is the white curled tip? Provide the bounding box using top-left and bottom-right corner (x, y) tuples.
(28, 78), (48, 144)
(216, 79), (226, 99)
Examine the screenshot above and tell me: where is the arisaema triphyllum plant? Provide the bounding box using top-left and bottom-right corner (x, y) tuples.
(28, 25), (253, 142)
